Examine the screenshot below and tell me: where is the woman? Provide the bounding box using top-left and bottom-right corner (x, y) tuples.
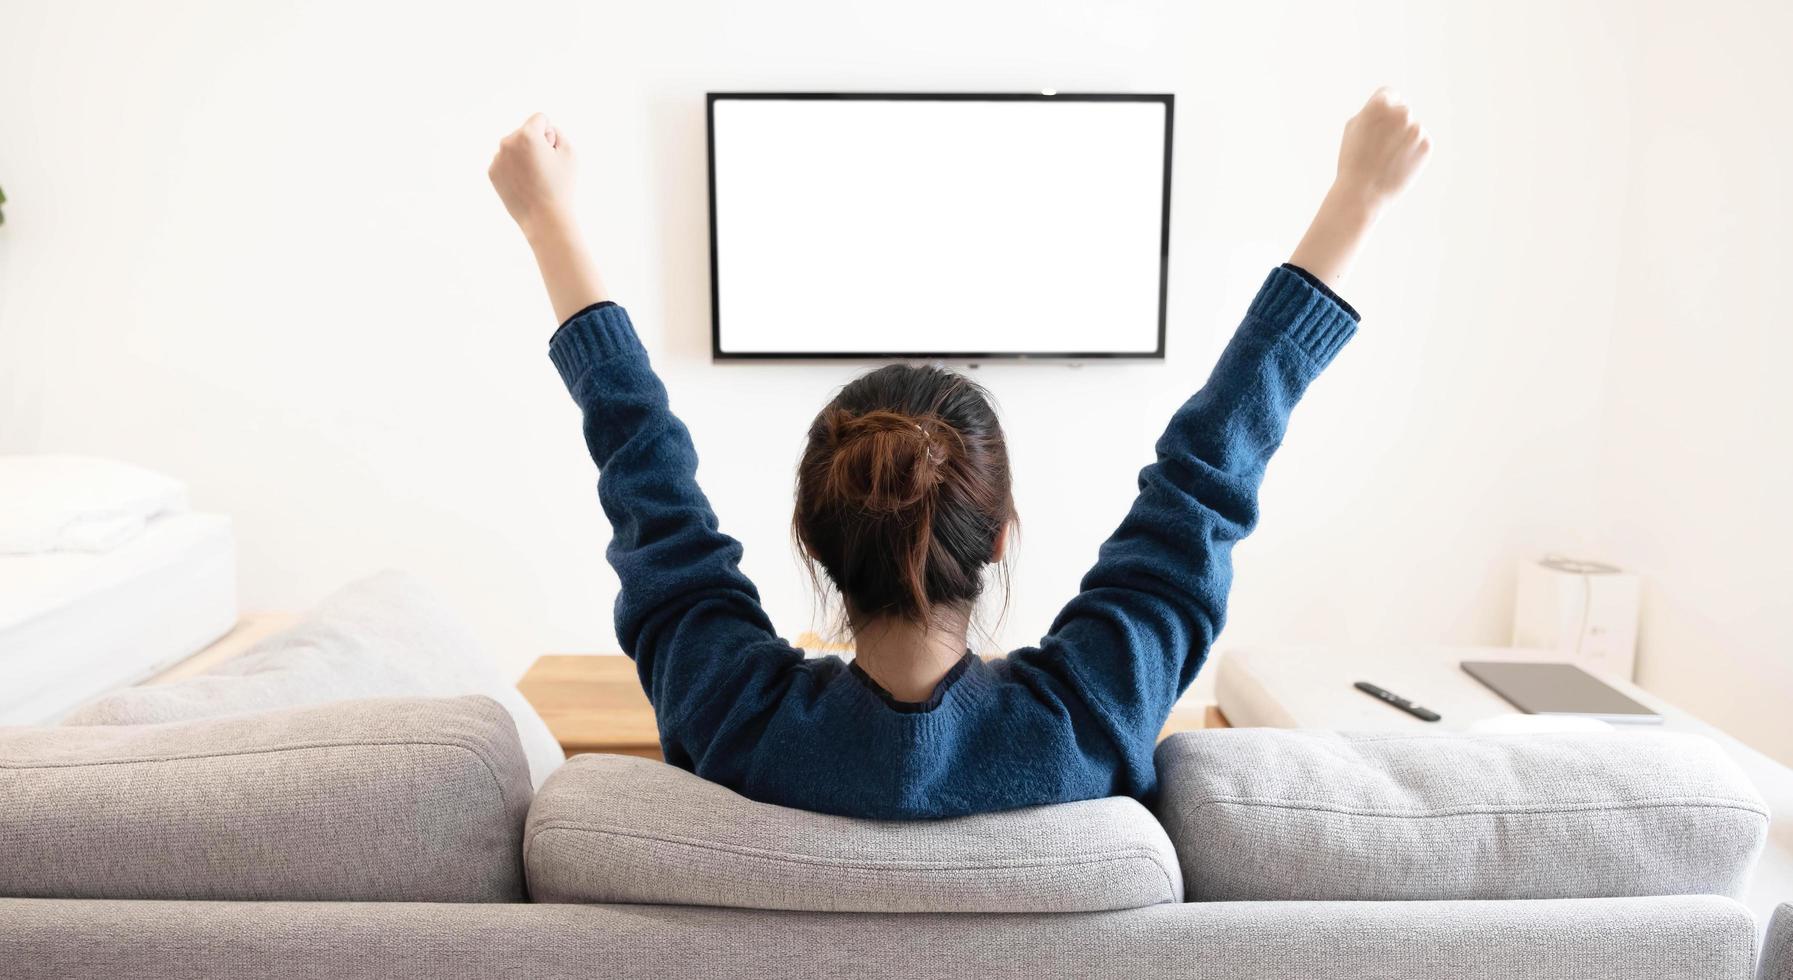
(489, 89), (1430, 819)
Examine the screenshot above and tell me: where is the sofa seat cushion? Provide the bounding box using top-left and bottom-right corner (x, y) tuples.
(524, 754), (1182, 912)
(0, 696), (532, 902)
(0, 895), (1761, 980)
(1154, 729), (1770, 902)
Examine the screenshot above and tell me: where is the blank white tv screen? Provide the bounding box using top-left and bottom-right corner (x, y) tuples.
(708, 94), (1172, 359)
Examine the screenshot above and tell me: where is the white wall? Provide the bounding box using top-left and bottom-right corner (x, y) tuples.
(2, 1), (1774, 757)
(1590, 1), (1793, 765)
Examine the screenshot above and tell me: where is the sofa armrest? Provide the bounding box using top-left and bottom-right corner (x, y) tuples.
(1154, 729), (1769, 902)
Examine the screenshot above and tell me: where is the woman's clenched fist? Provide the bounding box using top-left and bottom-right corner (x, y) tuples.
(489, 113), (578, 240)
(1334, 88), (1433, 211)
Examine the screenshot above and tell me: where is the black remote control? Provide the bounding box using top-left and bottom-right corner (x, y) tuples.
(1354, 681), (1442, 722)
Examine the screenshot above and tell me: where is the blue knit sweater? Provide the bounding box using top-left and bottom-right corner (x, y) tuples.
(548, 265), (1357, 819)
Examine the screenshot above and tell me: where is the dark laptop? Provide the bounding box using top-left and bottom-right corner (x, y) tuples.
(1461, 661), (1663, 724)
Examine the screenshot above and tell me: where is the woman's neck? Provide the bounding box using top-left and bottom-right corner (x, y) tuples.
(850, 608), (971, 702)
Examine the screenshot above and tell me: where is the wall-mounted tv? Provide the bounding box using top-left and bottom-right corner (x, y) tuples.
(707, 93), (1173, 360)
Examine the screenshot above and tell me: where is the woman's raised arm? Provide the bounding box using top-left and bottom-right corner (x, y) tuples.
(489, 115), (801, 768)
(1008, 89), (1432, 780)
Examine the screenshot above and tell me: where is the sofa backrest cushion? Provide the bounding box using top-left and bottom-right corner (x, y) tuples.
(0, 696), (532, 902)
(1154, 729), (1769, 902)
(524, 753), (1183, 912)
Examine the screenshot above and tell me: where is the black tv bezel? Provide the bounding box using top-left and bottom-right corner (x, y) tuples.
(706, 92), (1175, 361)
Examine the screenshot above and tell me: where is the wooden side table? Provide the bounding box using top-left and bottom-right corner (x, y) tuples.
(516, 654), (1227, 760)
(518, 655), (662, 759)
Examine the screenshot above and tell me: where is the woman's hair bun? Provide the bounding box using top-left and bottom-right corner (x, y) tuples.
(822, 409), (957, 514)
(794, 363), (1014, 625)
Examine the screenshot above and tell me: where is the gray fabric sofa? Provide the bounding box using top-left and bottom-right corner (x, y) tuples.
(1, 695), (1783, 980)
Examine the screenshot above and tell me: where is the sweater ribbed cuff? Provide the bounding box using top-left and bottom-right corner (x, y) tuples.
(1279, 262), (1361, 321)
(1245, 265), (1359, 370)
(547, 303), (649, 390)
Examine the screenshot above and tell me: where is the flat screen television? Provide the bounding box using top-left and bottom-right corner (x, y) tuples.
(707, 93), (1174, 359)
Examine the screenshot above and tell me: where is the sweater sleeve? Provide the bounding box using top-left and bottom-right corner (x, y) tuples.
(1012, 266), (1358, 770)
(549, 304), (801, 761)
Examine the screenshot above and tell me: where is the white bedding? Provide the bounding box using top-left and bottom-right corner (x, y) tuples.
(0, 512), (237, 723)
(0, 455), (189, 554)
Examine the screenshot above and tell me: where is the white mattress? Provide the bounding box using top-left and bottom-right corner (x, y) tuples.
(0, 512), (237, 723)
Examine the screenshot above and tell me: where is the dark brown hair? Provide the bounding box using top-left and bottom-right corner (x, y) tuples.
(794, 364), (1016, 626)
